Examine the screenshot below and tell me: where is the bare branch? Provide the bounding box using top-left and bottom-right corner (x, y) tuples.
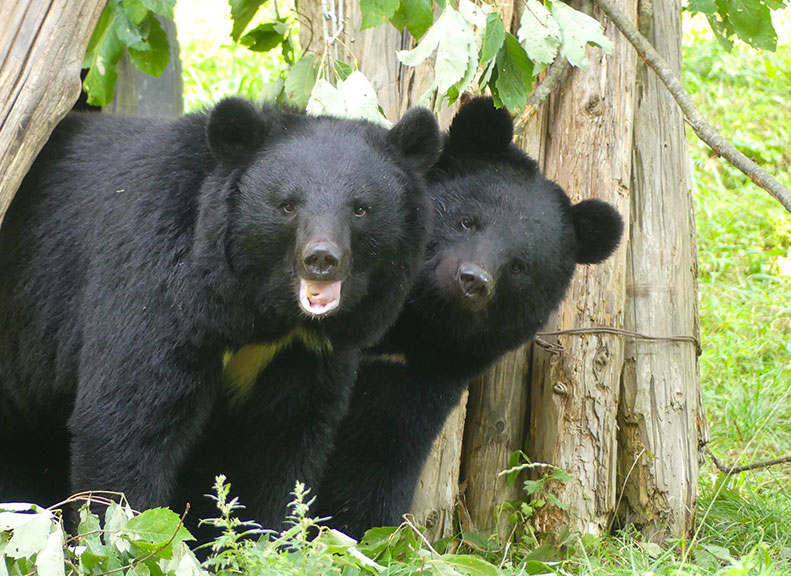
(593, 0), (791, 214)
(707, 448), (791, 474)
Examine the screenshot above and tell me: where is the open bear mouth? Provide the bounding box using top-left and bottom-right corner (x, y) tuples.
(299, 278), (342, 317)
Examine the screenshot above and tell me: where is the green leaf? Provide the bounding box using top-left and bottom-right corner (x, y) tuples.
(34, 528), (65, 576)
(239, 20), (289, 52)
(128, 14), (171, 76)
(6, 513), (54, 559)
(229, 0), (266, 41)
(457, 0), (487, 29)
(493, 33), (533, 111)
(390, 0), (434, 39)
(480, 13), (505, 64)
(141, 0), (175, 19)
(260, 77), (285, 102)
(437, 554), (500, 576)
(113, 7), (148, 51)
(334, 60), (353, 81)
(551, 0), (614, 68)
(687, 0), (718, 13)
(104, 503), (134, 553)
(123, 0), (149, 25)
(83, 4), (125, 107)
(397, 5), (474, 94)
(308, 71), (391, 126)
(361, 0), (401, 30)
(518, 0), (561, 73)
(706, 11), (734, 50)
(122, 508), (193, 559)
(725, 0), (777, 50)
(284, 54), (320, 109)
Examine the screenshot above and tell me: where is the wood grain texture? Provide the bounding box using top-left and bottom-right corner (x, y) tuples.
(616, 0), (707, 539)
(0, 0), (105, 227)
(529, 0), (638, 536)
(460, 347), (529, 537)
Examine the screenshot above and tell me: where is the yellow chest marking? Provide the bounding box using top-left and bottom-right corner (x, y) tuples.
(222, 328), (333, 404)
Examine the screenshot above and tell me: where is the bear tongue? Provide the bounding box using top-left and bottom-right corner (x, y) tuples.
(299, 279), (342, 317)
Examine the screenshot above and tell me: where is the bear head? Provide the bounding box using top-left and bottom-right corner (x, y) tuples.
(194, 98), (441, 349)
(385, 97), (624, 377)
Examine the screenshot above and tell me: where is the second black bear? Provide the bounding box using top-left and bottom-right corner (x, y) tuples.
(315, 97), (624, 537)
(0, 98), (440, 513)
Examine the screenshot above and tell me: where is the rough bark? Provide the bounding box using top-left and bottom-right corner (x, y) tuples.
(0, 0), (105, 227)
(528, 0), (637, 535)
(410, 390), (468, 541)
(460, 348), (530, 537)
(616, 0), (707, 539)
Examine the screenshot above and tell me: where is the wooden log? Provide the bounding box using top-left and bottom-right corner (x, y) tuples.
(528, 0), (638, 535)
(616, 0), (708, 539)
(0, 0), (105, 227)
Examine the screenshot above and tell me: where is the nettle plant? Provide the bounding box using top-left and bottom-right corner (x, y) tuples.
(81, 0), (787, 119)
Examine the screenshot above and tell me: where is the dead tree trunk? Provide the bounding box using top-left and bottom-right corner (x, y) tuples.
(528, 0), (637, 536)
(616, 0), (708, 539)
(0, 0), (105, 227)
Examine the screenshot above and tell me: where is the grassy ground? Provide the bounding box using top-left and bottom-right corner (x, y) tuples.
(169, 8), (791, 574)
(682, 23), (791, 574)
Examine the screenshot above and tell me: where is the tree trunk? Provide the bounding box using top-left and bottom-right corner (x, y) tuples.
(616, 0), (708, 539)
(0, 0), (105, 227)
(528, 0), (637, 535)
(107, 17), (183, 118)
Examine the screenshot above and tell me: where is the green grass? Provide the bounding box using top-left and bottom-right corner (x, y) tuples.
(684, 26), (791, 473)
(174, 0), (290, 111)
(679, 20), (791, 575)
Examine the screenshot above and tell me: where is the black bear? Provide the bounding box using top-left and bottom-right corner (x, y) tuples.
(0, 98), (441, 516)
(314, 97), (624, 538)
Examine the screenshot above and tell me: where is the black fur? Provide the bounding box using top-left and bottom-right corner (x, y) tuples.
(315, 97), (624, 537)
(0, 99), (440, 516)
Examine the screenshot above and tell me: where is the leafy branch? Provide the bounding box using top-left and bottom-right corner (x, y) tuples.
(593, 0), (791, 214)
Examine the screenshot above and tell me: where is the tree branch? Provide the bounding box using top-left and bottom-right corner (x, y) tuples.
(593, 0), (791, 214)
(707, 448), (791, 474)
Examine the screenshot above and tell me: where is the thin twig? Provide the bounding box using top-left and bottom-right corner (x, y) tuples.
(707, 448), (791, 474)
(593, 0), (791, 214)
(401, 514), (441, 558)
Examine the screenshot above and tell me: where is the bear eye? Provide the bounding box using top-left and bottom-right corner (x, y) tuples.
(280, 201), (296, 215)
(510, 260), (526, 275)
(353, 204), (369, 217)
(459, 216), (474, 230)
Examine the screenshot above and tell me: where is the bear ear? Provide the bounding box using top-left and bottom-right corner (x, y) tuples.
(447, 96), (513, 155)
(571, 199), (624, 264)
(387, 107), (442, 174)
(206, 97), (271, 163)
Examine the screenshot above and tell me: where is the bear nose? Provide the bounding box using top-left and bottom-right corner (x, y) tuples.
(303, 242), (342, 278)
(458, 263), (493, 304)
